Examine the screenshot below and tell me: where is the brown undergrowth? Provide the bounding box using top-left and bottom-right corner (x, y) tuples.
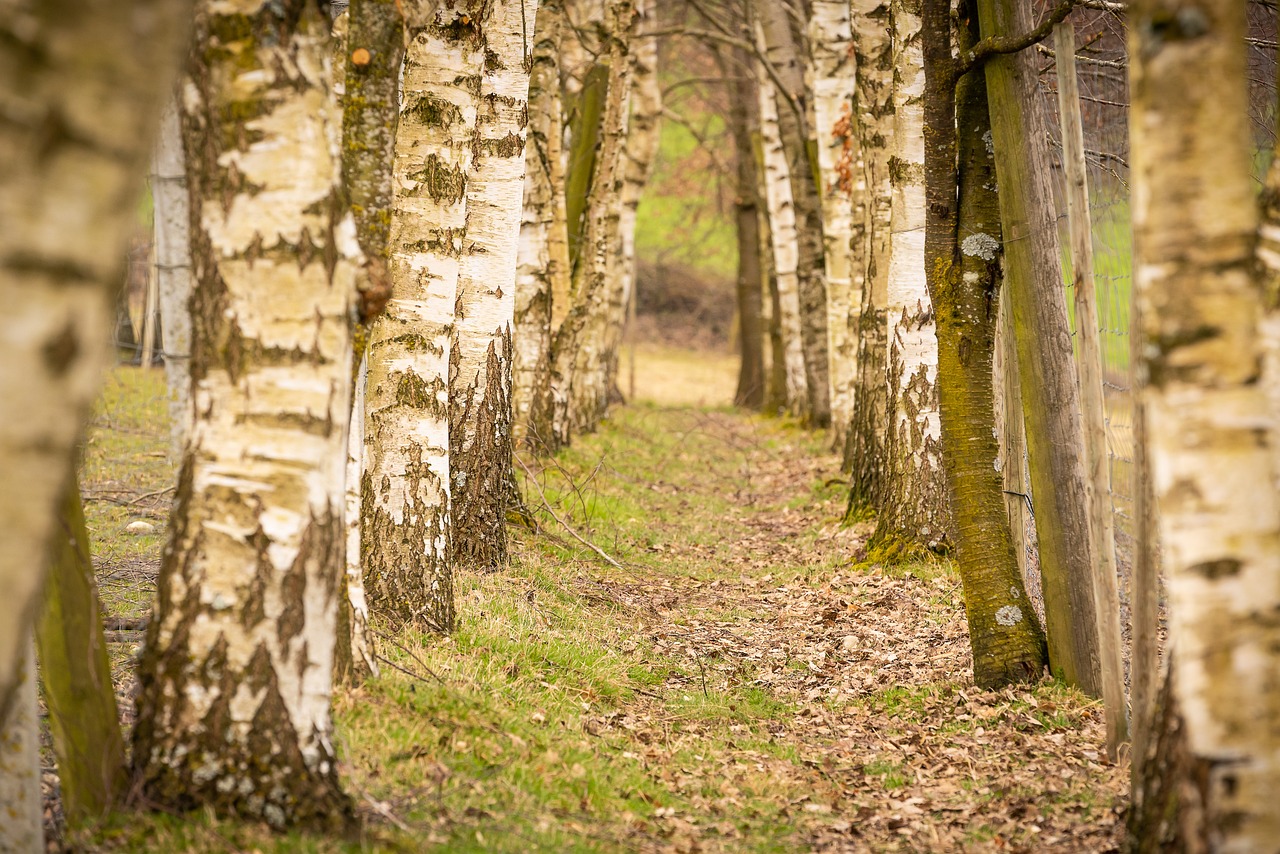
(68, 364), (1125, 852)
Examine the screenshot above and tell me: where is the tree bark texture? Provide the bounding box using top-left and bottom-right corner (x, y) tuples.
(339, 352), (377, 683)
(362, 1), (493, 631)
(760, 0), (830, 426)
(875, 0), (948, 553)
(845, 0), (893, 503)
(976, 0), (1102, 697)
(514, 0), (568, 450)
(449, 0), (539, 573)
(0, 0), (187, 722)
(730, 48), (766, 410)
(921, 0), (1047, 687)
(36, 474), (127, 826)
(131, 1), (356, 829)
(808, 0), (859, 444)
(154, 98), (195, 459)
(1130, 0), (1280, 845)
(0, 641), (40, 851)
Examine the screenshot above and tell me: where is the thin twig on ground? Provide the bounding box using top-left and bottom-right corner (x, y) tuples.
(515, 455), (625, 571)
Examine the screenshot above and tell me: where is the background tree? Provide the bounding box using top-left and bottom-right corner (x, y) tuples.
(131, 0), (356, 827)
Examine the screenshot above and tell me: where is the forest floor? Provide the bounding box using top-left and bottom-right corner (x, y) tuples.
(65, 354), (1126, 853)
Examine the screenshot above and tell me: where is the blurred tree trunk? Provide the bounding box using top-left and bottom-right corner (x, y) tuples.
(362, 1), (493, 631)
(0, 642), (40, 850)
(845, 0), (892, 507)
(1127, 0), (1280, 846)
(515, 0), (569, 450)
(153, 98), (194, 458)
(36, 473), (127, 826)
(131, 0), (356, 828)
(976, 0), (1102, 696)
(872, 0), (948, 556)
(760, 0), (830, 426)
(921, 0), (1047, 686)
(0, 0), (187, 721)
(728, 47), (765, 410)
(808, 0), (859, 444)
(450, 0), (540, 572)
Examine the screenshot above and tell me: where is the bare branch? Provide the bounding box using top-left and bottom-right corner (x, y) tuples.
(955, 0), (1077, 79)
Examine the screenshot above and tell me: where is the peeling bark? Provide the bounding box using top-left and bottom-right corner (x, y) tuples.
(131, 1), (355, 828)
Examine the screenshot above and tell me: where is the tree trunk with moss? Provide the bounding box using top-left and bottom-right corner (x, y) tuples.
(449, 0), (539, 573)
(975, 0), (1102, 697)
(131, 1), (356, 829)
(845, 0), (893, 506)
(873, 0), (948, 555)
(0, 0), (186, 721)
(757, 73), (809, 418)
(808, 0), (859, 444)
(36, 474), (127, 826)
(921, 0), (1046, 687)
(514, 0), (569, 450)
(550, 0), (635, 446)
(760, 0), (830, 427)
(1127, 0), (1280, 845)
(729, 47), (766, 410)
(361, 1), (493, 631)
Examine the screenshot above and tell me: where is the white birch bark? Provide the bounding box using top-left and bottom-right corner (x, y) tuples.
(344, 353), (377, 679)
(450, 0), (539, 571)
(881, 0), (944, 548)
(757, 73), (809, 417)
(153, 97), (194, 458)
(0, 0), (186, 719)
(131, 2), (355, 827)
(361, 1), (489, 630)
(0, 641), (41, 852)
(1131, 0), (1280, 845)
(513, 0), (566, 449)
(808, 0), (859, 445)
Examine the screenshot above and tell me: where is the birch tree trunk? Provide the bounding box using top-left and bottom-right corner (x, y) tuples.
(361, 1), (491, 630)
(976, 0), (1103, 697)
(0, 642), (40, 851)
(551, 0), (636, 446)
(153, 98), (193, 458)
(757, 74), (809, 418)
(921, 0), (1046, 686)
(131, 1), (356, 828)
(0, 0), (187, 721)
(1129, 0), (1280, 845)
(514, 0), (568, 449)
(845, 0), (893, 506)
(760, 0), (831, 426)
(808, 0), (859, 445)
(449, 0), (539, 572)
(875, 0), (947, 554)
(340, 353), (377, 682)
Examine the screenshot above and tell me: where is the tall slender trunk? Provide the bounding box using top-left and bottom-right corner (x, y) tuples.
(729, 48), (766, 410)
(0, 0), (187, 720)
(921, 0), (1046, 686)
(757, 73), (809, 417)
(845, 0), (892, 504)
(551, 0), (636, 446)
(450, 0), (540, 572)
(362, 1), (491, 631)
(132, 1), (356, 828)
(976, 0), (1102, 696)
(875, 0), (948, 553)
(760, 0), (831, 426)
(340, 352), (377, 682)
(514, 0), (568, 450)
(808, 0), (859, 444)
(0, 641), (40, 851)
(153, 98), (194, 458)
(1129, 0), (1280, 845)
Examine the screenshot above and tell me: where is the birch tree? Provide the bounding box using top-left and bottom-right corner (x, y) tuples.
(361, 1), (491, 630)
(1129, 0), (1280, 845)
(0, 0), (186, 723)
(131, 0), (356, 827)
(0, 644), (40, 850)
(153, 99), (194, 457)
(450, 0), (540, 571)
(808, 0), (859, 445)
(874, 0), (948, 554)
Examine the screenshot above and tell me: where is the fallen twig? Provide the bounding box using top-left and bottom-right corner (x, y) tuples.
(515, 456), (624, 571)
